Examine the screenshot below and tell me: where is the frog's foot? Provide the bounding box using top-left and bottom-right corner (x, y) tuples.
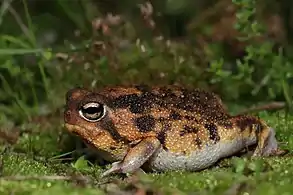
(100, 161), (123, 178)
(101, 162), (146, 178)
(253, 127), (288, 157)
(100, 137), (160, 178)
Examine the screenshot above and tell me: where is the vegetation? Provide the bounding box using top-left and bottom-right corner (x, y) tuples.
(0, 0), (292, 194)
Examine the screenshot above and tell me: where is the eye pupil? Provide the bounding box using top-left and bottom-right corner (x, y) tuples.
(83, 107), (99, 114)
(79, 103), (105, 121)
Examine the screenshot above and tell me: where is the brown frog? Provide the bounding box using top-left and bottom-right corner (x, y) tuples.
(64, 85), (286, 177)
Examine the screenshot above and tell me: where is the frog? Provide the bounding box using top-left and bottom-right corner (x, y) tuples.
(64, 85), (286, 177)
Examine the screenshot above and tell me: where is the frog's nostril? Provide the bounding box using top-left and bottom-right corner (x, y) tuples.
(64, 111), (72, 122)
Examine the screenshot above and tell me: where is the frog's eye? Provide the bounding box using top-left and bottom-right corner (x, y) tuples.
(79, 102), (106, 122)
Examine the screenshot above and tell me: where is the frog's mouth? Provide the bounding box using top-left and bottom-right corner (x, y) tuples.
(64, 123), (80, 135)
(64, 123), (127, 162)
(64, 123), (85, 140)
(64, 123), (107, 151)
(64, 123), (103, 139)
(64, 123), (76, 130)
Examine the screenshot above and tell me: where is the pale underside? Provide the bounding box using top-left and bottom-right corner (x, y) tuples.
(147, 137), (257, 172)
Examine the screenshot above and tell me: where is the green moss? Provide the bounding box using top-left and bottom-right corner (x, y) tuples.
(0, 180), (105, 195)
(2, 152), (56, 175)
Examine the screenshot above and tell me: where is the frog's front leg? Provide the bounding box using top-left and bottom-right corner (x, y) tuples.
(101, 137), (161, 177)
(253, 126), (287, 156)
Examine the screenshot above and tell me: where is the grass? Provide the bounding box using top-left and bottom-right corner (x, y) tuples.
(0, 109), (292, 194)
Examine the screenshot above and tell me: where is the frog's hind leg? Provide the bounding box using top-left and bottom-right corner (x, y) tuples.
(253, 125), (288, 157)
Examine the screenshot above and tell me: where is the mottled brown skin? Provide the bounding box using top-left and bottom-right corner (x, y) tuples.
(64, 85), (286, 177)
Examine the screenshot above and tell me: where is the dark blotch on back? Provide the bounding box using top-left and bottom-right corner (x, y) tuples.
(180, 125), (199, 136)
(184, 115), (198, 122)
(173, 88), (229, 122)
(194, 136), (202, 149)
(157, 123), (170, 150)
(235, 116), (260, 132)
(204, 123), (220, 143)
(129, 102), (148, 114)
(99, 118), (129, 143)
(111, 94), (139, 108)
(111, 94), (147, 114)
(134, 115), (156, 133)
(111, 89), (157, 114)
(155, 87), (179, 106)
(169, 110), (181, 120)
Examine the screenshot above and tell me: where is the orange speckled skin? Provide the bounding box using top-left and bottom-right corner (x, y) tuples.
(64, 85), (285, 177)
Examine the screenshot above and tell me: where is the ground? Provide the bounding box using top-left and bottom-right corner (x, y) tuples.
(0, 107), (292, 195)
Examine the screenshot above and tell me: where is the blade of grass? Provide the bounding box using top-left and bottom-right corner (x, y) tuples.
(1, 35), (31, 49)
(22, 0), (36, 47)
(0, 74), (31, 120)
(38, 58), (50, 98)
(0, 48), (44, 55)
(0, 0), (14, 26)
(48, 151), (75, 161)
(56, 0), (88, 33)
(6, 3), (31, 42)
(282, 79), (293, 112)
(27, 74), (39, 109)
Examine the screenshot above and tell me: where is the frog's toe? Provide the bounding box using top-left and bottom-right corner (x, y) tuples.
(274, 148), (289, 156)
(253, 127), (286, 157)
(100, 161), (122, 178)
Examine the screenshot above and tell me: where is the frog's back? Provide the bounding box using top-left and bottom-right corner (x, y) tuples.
(99, 84), (229, 119)
(97, 85), (232, 147)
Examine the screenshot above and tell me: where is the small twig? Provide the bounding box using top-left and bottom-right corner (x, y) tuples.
(236, 101), (286, 115)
